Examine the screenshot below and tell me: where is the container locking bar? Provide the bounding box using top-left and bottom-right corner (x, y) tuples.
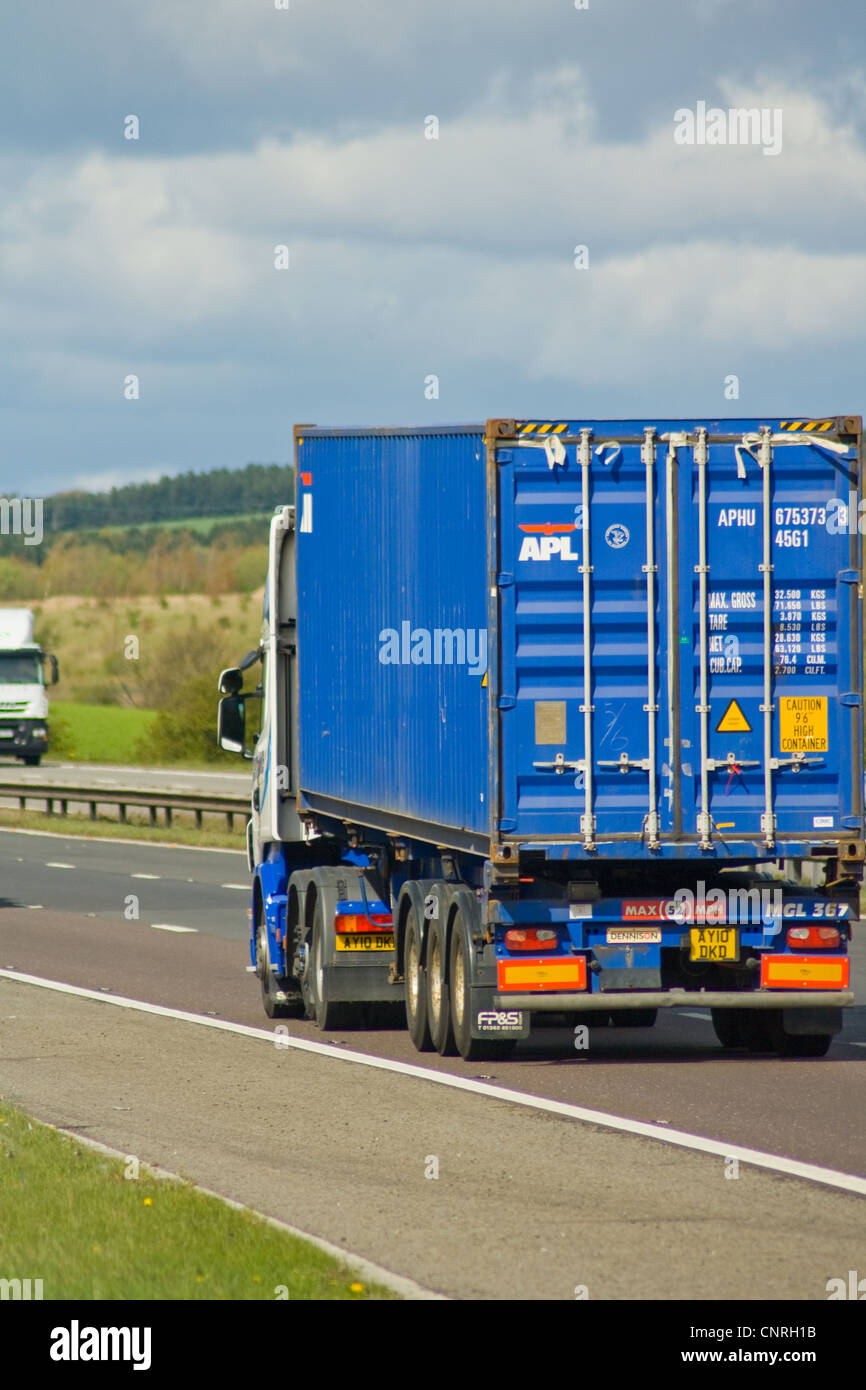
(694, 428), (713, 849)
(642, 427), (661, 849)
(757, 426), (776, 848)
(533, 752), (588, 774)
(597, 752), (651, 772)
(578, 428), (596, 850)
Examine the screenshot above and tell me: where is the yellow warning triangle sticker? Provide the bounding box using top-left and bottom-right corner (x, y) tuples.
(481, 672), (488, 686)
(716, 699), (751, 734)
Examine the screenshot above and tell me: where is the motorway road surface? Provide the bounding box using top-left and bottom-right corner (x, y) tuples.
(0, 758), (249, 797)
(1, 828), (864, 1299)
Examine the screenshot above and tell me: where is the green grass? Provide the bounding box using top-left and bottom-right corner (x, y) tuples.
(0, 807), (244, 851)
(51, 701), (157, 764)
(72, 511), (271, 539)
(0, 1101), (397, 1300)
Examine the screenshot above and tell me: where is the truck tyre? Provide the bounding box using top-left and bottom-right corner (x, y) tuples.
(738, 1012), (775, 1053)
(774, 1032), (833, 1058)
(449, 914), (515, 1062)
(766, 1011), (834, 1058)
(424, 914), (457, 1056)
(607, 1009), (658, 1028)
(310, 900), (356, 1031)
(22, 755), (41, 766)
(403, 904), (434, 1052)
(255, 903), (294, 1019)
(711, 1008), (745, 1049)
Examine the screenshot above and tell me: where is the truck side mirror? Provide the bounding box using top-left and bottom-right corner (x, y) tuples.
(219, 667), (243, 695)
(48, 654), (59, 685)
(218, 695), (250, 756)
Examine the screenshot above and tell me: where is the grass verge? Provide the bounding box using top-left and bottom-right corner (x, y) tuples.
(50, 702), (157, 763)
(0, 1101), (398, 1300)
(0, 806), (245, 852)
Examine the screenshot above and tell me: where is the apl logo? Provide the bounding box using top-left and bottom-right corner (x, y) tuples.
(518, 522), (578, 562)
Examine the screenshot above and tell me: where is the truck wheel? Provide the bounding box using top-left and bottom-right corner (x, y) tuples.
(310, 901), (356, 1031)
(607, 1009), (658, 1028)
(449, 917), (515, 1062)
(424, 915), (457, 1056)
(739, 1012), (775, 1053)
(774, 1032), (833, 1058)
(766, 1011), (835, 1058)
(403, 904), (434, 1052)
(711, 1009), (745, 1049)
(22, 755), (41, 766)
(255, 906), (294, 1019)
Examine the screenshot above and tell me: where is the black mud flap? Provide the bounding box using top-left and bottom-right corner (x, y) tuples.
(471, 990), (531, 1041)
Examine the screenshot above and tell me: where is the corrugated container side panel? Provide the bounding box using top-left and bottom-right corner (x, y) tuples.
(496, 418), (863, 851)
(296, 429), (489, 835)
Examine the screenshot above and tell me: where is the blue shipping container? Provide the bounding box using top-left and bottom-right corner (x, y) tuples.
(294, 416), (863, 863)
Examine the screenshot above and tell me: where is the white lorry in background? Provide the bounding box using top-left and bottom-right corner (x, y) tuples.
(0, 609), (58, 765)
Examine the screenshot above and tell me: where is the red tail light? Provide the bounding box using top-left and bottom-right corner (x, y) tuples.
(787, 926), (841, 949)
(335, 913), (393, 934)
(504, 928), (559, 952)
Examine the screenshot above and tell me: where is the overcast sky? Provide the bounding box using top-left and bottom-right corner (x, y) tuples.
(3, 0), (865, 495)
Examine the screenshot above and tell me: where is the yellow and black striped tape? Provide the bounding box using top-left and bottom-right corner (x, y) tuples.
(779, 419), (834, 432)
(517, 422), (569, 435)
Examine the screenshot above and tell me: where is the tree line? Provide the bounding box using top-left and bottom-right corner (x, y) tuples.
(38, 462), (290, 533)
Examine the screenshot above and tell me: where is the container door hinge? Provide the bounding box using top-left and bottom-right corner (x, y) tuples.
(842, 816), (862, 829)
(838, 569), (859, 585)
(697, 810), (713, 850)
(498, 695), (516, 710)
(841, 692), (861, 707)
(497, 572), (515, 588)
(497, 818), (516, 832)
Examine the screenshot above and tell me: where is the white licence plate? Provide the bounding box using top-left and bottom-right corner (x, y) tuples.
(606, 927), (662, 944)
(0, 730), (13, 738)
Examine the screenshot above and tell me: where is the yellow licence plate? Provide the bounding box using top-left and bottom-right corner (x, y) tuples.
(334, 934), (394, 952)
(690, 927), (738, 962)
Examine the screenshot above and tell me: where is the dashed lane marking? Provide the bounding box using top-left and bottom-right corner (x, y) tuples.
(149, 924), (198, 934)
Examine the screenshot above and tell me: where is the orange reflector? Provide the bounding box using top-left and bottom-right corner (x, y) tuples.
(760, 954), (849, 989)
(504, 928), (558, 952)
(334, 914), (393, 934)
(497, 955), (586, 992)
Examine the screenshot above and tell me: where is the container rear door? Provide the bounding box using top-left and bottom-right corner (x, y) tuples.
(493, 420), (862, 852)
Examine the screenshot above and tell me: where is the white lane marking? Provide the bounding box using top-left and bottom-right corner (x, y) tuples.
(40, 1120), (443, 1300)
(149, 924), (198, 934)
(0, 827), (246, 855)
(132, 873), (161, 880)
(53, 762), (249, 784)
(849, 1042), (866, 1048)
(1, 969), (864, 1198)
(27, 905), (42, 910)
(679, 1011), (712, 1022)
(45, 862), (76, 869)
(221, 883), (249, 891)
